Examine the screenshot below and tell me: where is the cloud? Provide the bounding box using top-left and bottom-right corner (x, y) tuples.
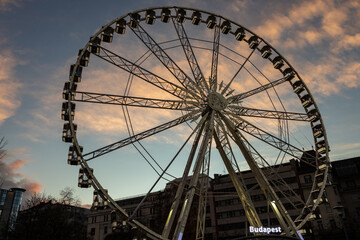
(0, 0), (23, 11)
(0, 50), (22, 125)
(337, 33), (360, 51)
(330, 142), (360, 159)
(0, 148), (42, 198)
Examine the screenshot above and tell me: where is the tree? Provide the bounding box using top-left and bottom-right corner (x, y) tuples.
(8, 188), (88, 240)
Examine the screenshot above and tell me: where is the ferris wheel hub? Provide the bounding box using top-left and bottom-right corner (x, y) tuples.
(207, 91), (227, 111)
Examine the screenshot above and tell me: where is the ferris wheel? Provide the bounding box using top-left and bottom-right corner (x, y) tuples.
(61, 6), (330, 240)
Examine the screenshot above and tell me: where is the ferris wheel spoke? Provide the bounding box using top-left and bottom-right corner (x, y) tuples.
(129, 23), (204, 97)
(210, 23), (220, 91)
(239, 137), (306, 207)
(227, 75), (290, 104)
(127, 113), (208, 224)
(172, 17), (209, 94)
(83, 110), (202, 161)
(226, 113), (316, 168)
(74, 91), (196, 110)
(226, 106), (309, 121)
(215, 119), (245, 174)
(94, 46), (198, 100)
(221, 44), (259, 95)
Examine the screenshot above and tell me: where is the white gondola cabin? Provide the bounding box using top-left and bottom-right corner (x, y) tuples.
(62, 123), (77, 143)
(78, 168), (93, 188)
(146, 9), (156, 25)
(206, 15), (216, 29)
(191, 11), (201, 25)
(115, 19), (126, 34)
(176, 9), (186, 23)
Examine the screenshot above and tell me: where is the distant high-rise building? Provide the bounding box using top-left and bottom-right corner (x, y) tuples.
(0, 188), (26, 238)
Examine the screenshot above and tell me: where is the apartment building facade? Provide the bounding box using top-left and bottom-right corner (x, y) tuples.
(87, 156), (360, 240)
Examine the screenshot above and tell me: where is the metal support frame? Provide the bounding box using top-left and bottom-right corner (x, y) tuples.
(130, 23), (203, 97)
(227, 114), (316, 167)
(226, 106), (309, 121)
(210, 23), (220, 90)
(172, 111), (215, 240)
(220, 113), (300, 238)
(195, 137), (211, 240)
(95, 46), (196, 100)
(172, 17), (209, 94)
(161, 118), (207, 238)
(83, 110), (201, 161)
(213, 130), (262, 229)
(228, 76), (290, 103)
(74, 91), (191, 110)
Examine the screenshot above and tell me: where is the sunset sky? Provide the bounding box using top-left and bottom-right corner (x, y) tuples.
(0, 0), (359, 206)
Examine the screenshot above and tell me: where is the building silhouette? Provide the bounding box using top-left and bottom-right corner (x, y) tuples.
(87, 156), (360, 240)
(12, 200), (89, 240)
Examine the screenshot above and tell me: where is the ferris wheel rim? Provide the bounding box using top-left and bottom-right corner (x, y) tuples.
(63, 6), (331, 239)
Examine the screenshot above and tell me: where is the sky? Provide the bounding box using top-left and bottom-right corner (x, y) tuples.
(0, 0), (359, 207)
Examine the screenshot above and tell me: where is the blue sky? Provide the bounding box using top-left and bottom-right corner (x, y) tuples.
(0, 0), (359, 206)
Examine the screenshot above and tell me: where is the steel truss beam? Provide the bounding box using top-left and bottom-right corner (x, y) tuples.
(226, 106), (309, 121)
(74, 91), (195, 110)
(237, 136), (306, 209)
(94, 46), (196, 100)
(172, 111), (215, 240)
(196, 135), (211, 240)
(213, 130), (262, 229)
(210, 23), (220, 91)
(221, 44), (258, 95)
(129, 23), (203, 97)
(220, 113), (299, 238)
(227, 76), (290, 103)
(83, 110), (201, 161)
(172, 17), (209, 94)
(227, 113), (315, 167)
(161, 115), (207, 239)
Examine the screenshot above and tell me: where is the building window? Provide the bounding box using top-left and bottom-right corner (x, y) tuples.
(90, 228), (95, 236)
(104, 214), (109, 222)
(346, 180), (356, 190)
(205, 218), (212, 227)
(317, 221), (323, 231)
(330, 219), (336, 228)
(104, 226), (108, 234)
(137, 209), (142, 217)
(356, 207), (360, 216)
(304, 175), (312, 184)
(333, 186), (338, 195)
(92, 216), (96, 223)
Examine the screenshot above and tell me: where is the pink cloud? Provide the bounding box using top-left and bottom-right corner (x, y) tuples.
(337, 62), (360, 88)
(0, 148), (42, 197)
(0, 0), (23, 11)
(9, 159), (27, 170)
(0, 50), (22, 125)
(337, 33), (360, 50)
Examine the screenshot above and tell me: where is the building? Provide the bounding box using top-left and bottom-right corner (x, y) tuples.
(87, 156), (360, 240)
(330, 156), (360, 238)
(0, 188), (25, 239)
(12, 200), (89, 240)
(87, 176), (216, 240)
(212, 160), (302, 239)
